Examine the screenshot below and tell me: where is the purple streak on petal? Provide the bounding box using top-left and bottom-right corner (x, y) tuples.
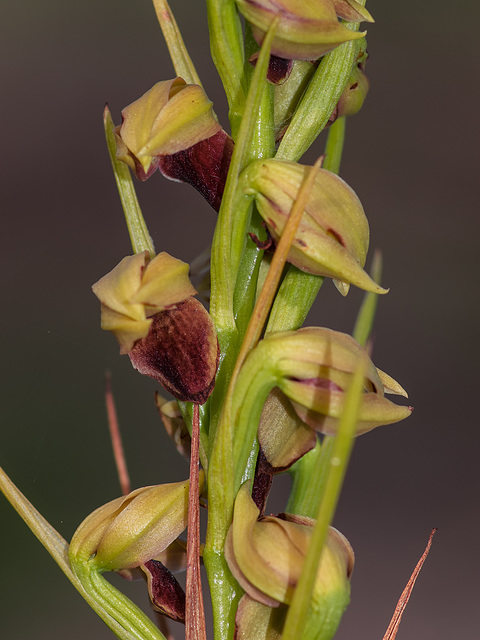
(291, 378), (344, 392)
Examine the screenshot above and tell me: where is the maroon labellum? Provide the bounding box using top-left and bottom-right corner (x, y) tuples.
(142, 559), (186, 623)
(129, 297), (219, 404)
(158, 130), (234, 212)
(250, 52), (293, 85)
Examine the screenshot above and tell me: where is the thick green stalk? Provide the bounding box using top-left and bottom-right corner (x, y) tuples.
(231, 349), (279, 492)
(265, 268), (324, 335)
(323, 116), (346, 176)
(74, 566), (166, 640)
(209, 25), (275, 335)
(205, 24), (277, 640)
(231, 25), (275, 339)
(243, 24), (276, 160)
(207, 22), (275, 452)
(286, 437), (334, 518)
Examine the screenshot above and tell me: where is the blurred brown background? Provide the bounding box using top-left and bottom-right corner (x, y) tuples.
(1, 1), (478, 638)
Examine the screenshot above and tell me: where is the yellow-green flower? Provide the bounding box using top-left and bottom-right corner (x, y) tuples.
(116, 78), (221, 175)
(69, 475), (203, 572)
(241, 159), (386, 295)
(93, 252), (219, 403)
(236, 0), (373, 61)
(262, 327), (412, 435)
(92, 251), (196, 354)
(225, 483), (353, 639)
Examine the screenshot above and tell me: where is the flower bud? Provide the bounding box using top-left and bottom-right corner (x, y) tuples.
(69, 475), (204, 572)
(93, 252), (219, 403)
(241, 159), (386, 295)
(329, 55), (369, 125)
(260, 327), (412, 435)
(235, 0), (373, 61)
(337, 62), (369, 119)
(225, 483), (353, 633)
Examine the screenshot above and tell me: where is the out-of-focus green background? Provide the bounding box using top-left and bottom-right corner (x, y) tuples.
(1, 1), (478, 638)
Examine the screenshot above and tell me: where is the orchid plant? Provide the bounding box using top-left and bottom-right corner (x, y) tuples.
(0, 1), (434, 640)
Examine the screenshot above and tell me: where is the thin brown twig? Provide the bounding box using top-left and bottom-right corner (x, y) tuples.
(186, 404), (207, 640)
(105, 371), (131, 496)
(382, 528), (437, 640)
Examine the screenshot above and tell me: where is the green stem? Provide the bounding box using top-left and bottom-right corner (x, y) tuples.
(78, 567), (166, 640)
(103, 107), (155, 256)
(207, 20), (277, 454)
(209, 24), (275, 335)
(231, 350), (279, 492)
(232, 211), (265, 337)
(243, 23), (276, 160)
(265, 269), (324, 335)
